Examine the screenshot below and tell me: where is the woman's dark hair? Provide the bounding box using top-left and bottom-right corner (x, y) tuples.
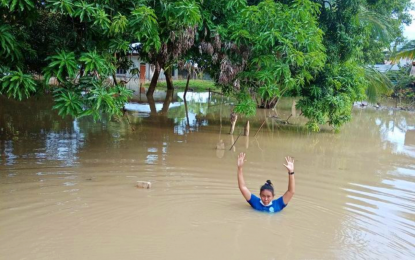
(260, 180), (274, 196)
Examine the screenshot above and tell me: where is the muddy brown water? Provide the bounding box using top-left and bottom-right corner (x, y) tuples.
(1, 93), (414, 260)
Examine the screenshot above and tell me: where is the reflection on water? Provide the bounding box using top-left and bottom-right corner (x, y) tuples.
(2, 130), (84, 167)
(0, 95), (415, 259)
(376, 112), (415, 158)
(0, 96), (85, 168)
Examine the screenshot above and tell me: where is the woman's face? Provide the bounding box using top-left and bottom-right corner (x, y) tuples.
(260, 189), (274, 205)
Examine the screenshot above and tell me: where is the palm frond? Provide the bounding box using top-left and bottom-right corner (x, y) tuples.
(363, 66), (393, 103)
(393, 40), (415, 61)
(358, 6), (393, 42)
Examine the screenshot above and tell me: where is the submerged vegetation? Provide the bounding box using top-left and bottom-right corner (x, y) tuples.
(0, 0), (414, 130)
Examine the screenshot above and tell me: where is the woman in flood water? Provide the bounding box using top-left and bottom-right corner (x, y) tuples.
(237, 152), (295, 213)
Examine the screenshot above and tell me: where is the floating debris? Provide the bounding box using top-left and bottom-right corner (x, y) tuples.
(136, 181), (151, 189)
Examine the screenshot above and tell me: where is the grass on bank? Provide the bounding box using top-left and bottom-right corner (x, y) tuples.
(143, 79), (219, 92)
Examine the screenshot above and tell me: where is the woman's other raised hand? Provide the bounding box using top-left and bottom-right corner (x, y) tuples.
(237, 152), (246, 168)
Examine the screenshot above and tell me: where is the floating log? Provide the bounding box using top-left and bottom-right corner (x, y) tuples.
(136, 181), (151, 189)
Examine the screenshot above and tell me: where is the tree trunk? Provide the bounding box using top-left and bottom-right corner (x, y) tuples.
(184, 74), (191, 99)
(147, 95), (157, 115)
(161, 89), (173, 114)
(113, 73), (118, 85)
(291, 100), (296, 117)
(230, 134), (236, 151)
(230, 112), (238, 135)
(147, 63), (160, 96)
(165, 67), (174, 90)
(184, 96), (190, 128)
(113, 53), (118, 85)
(79, 64), (85, 78)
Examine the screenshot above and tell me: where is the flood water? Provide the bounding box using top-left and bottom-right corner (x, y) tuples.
(1, 93), (415, 260)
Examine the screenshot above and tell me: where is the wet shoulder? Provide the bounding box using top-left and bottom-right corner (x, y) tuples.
(272, 196), (287, 212)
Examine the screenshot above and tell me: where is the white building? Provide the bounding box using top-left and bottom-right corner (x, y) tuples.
(115, 54), (179, 83)
(373, 58), (414, 74)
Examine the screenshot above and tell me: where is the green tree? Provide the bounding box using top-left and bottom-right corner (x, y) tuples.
(386, 65), (415, 103)
(228, 0), (326, 112)
(1, 0), (204, 116)
(196, 0), (326, 116)
(0, 0), (158, 119)
(295, 0), (411, 130)
(1, 0), (413, 130)
(197, 0), (411, 131)
(136, 0), (202, 96)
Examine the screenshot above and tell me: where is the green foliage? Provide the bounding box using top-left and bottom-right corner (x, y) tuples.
(137, 0), (202, 88)
(2, 0), (34, 12)
(0, 24), (22, 61)
(357, 6), (394, 43)
(53, 87), (84, 117)
(47, 0), (74, 16)
(109, 39), (130, 54)
(0, 66), (10, 75)
(74, 1), (96, 22)
(2, 0), (171, 120)
(1, 0), (413, 128)
(43, 50), (78, 83)
(193, 0), (412, 131)
(88, 84), (121, 116)
(53, 78), (133, 120)
(292, 0), (412, 131)
(386, 65), (415, 99)
(1, 0), (205, 120)
(45, 49), (129, 119)
(233, 90), (257, 116)
(79, 50), (112, 76)
(226, 0), (246, 12)
(110, 13), (128, 35)
(166, 0), (201, 27)
(363, 66), (393, 103)
(297, 61), (367, 131)
(130, 6), (160, 51)
(88, 83), (133, 121)
(220, 0), (326, 108)
(393, 40), (415, 61)
(93, 8), (111, 30)
(0, 69), (36, 100)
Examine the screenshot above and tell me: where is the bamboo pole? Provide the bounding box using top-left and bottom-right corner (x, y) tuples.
(253, 120), (266, 137)
(229, 131), (242, 151)
(244, 120), (250, 136)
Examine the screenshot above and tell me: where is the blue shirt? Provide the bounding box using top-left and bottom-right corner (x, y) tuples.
(247, 194), (287, 213)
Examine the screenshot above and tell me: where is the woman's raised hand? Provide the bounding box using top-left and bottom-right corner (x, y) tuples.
(283, 156), (294, 173)
(237, 152), (246, 168)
